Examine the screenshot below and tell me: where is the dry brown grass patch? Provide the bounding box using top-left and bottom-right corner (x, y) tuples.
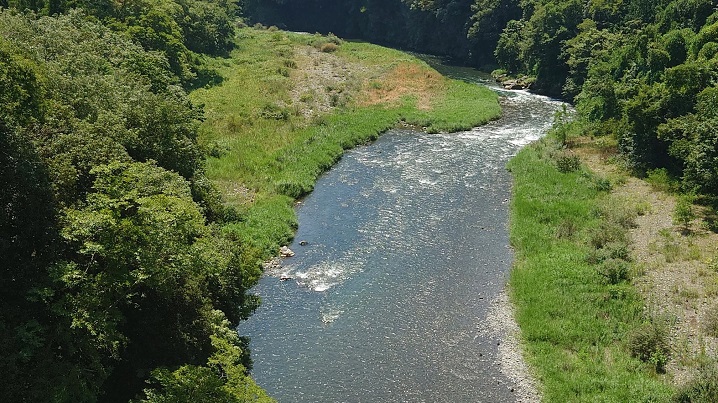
(359, 63), (445, 110)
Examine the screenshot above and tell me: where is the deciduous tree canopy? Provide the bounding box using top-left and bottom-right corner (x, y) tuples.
(0, 7), (269, 403)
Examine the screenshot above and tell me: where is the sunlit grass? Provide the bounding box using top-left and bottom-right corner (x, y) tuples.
(508, 138), (674, 401)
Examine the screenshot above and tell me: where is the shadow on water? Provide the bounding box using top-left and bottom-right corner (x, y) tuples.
(238, 60), (566, 403)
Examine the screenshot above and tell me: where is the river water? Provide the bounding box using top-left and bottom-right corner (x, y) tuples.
(238, 66), (565, 402)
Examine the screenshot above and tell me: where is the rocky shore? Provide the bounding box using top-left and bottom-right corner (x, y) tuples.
(486, 290), (542, 402)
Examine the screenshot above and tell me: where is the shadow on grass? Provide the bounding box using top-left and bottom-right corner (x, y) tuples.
(697, 195), (718, 233)
(188, 65), (226, 91)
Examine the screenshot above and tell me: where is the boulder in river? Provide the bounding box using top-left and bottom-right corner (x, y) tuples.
(280, 246), (295, 257)
(503, 80), (525, 90)
(262, 257), (282, 271)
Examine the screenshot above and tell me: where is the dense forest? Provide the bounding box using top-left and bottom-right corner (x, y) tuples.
(0, 1), (272, 401)
(244, 0), (522, 68)
(249, 0), (718, 213)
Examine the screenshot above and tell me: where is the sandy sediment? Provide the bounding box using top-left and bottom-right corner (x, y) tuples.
(485, 290), (542, 402)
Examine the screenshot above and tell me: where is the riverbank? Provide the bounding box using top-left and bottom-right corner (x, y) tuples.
(190, 26), (500, 266)
(508, 124), (718, 400)
(574, 138), (718, 401)
(508, 133), (675, 401)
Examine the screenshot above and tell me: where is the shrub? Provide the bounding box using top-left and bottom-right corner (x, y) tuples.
(259, 103), (289, 120)
(646, 168), (678, 193)
(275, 180), (311, 199)
(276, 66), (290, 77)
(598, 198), (638, 229)
(586, 241), (630, 264)
(597, 258), (631, 284)
(556, 153), (581, 173)
(593, 177), (612, 192)
(325, 33), (343, 45)
(629, 320), (671, 373)
(589, 221), (627, 249)
(674, 193), (697, 231)
(320, 42), (339, 53)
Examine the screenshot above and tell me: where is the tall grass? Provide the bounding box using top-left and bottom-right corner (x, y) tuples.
(508, 138), (673, 401)
(191, 27), (500, 259)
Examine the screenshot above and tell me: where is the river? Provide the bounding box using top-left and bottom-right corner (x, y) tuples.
(238, 64), (565, 402)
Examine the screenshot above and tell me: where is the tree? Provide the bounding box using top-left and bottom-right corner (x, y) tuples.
(56, 161), (258, 401)
(0, 38), (44, 126)
(673, 193), (696, 232)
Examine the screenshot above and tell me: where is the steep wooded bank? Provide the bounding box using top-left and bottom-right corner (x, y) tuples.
(243, 0), (521, 69)
(0, 2), (270, 402)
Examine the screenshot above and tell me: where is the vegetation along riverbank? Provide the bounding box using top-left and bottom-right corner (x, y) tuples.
(509, 123), (718, 401)
(6, 0), (718, 401)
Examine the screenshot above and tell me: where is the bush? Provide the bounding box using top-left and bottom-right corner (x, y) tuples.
(629, 320), (671, 373)
(597, 258), (631, 284)
(275, 180), (311, 199)
(259, 103), (289, 120)
(674, 193), (697, 231)
(586, 241), (630, 264)
(593, 177), (612, 192)
(598, 198), (638, 229)
(320, 42), (339, 53)
(276, 66), (290, 77)
(589, 221), (628, 249)
(646, 168), (679, 193)
(556, 153), (581, 173)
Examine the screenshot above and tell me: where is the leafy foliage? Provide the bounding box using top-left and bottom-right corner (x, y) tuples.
(243, 0), (520, 67)
(491, 0), (718, 201)
(0, 7), (266, 403)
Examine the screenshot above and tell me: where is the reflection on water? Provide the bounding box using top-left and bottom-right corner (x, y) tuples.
(239, 72), (565, 402)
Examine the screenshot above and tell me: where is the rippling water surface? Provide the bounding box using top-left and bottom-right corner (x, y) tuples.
(238, 67), (565, 402)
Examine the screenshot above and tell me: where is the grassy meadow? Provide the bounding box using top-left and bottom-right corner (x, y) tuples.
(190, 26), (500, 261)
(508, 136), (675, 401)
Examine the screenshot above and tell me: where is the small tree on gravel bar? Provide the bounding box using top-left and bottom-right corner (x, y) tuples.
(673, 194), (696, 233)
